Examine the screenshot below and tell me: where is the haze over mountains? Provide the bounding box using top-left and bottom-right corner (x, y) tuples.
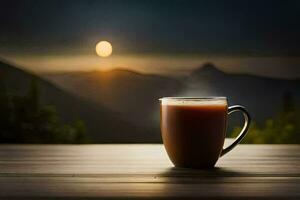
(44, 69), (184, 129)
(182, 64), (300, 123)
(45, 63), (300, 135)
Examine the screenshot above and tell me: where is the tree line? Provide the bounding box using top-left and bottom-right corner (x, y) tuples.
(230, 92), (300, 144)
(0, 78), (89, 143)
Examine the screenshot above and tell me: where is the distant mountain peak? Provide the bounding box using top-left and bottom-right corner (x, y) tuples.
(192, 62), (225, 77)
(201, 63), (219, 71)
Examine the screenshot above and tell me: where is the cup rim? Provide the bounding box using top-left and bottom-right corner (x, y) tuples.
(159, 96), (227, 101)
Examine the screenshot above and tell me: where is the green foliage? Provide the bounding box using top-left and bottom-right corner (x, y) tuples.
(0, 78), (90, 143)
(230, 92), (300, 144)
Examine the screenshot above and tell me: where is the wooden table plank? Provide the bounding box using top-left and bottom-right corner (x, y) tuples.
(0, 144), (299, 199)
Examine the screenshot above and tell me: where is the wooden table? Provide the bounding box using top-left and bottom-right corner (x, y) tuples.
(0, 144), (299, 199)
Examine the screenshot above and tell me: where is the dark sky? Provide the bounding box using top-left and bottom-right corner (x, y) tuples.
(1, 0), (300, 56)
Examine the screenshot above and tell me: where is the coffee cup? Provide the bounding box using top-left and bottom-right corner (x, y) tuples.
(160, 97), (251, 168)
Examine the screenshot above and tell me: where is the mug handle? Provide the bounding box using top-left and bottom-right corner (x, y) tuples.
(220, 105), (251, 157)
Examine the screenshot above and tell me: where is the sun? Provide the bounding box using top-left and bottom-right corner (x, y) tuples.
(95, 41), (113, 57)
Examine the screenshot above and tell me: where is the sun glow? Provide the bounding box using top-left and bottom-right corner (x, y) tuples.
(95, 41), (113, 57)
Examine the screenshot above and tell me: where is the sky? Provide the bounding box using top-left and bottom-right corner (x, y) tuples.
(0, 0), (300, 78)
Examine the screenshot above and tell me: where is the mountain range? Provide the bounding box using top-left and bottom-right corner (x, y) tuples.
(0, 60), (157, 143)
(45, 63), (300, 131)
(1, 59), (299, 143)
(181, 63), (300, 123)
(44, 69), (184, 129)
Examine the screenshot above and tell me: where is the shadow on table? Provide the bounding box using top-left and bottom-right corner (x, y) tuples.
(153, 167), (261, 199)
(158, 166), (251, 183)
